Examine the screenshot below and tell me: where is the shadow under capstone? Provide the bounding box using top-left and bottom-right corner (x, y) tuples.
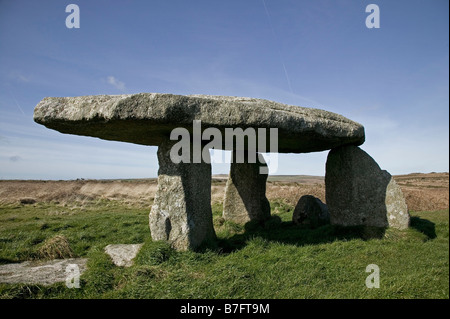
(215, 215), (386, 254)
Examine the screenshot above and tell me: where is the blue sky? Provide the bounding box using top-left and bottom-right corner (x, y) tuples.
(0, 0), (448, 179)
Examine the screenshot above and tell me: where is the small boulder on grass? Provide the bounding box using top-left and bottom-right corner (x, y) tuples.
(37, 235), (74, 260)
(20, 198), (36, 205)
(293, 195), (330, 229)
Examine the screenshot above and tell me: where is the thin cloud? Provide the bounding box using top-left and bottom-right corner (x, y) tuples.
(10, 71), (31, 83)
(262, 0), (293, 95)
(7, 86), (26, 116)
(16, 74), (30, 82)
(9, 155), (22, 162)
(106, 76), (126, 91)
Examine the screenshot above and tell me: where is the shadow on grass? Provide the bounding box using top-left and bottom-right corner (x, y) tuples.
(410, 216), (436, 239)
(213, 216), (387, 253)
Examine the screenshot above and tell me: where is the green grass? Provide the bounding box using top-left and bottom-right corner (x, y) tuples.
(0, 200), (448, 299)
(0, 200), (147, 264)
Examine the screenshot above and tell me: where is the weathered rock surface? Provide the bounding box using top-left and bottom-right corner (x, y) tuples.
(33, 93), (365, 153)
(325, 145), (410, 230)
(0, 258), (87, 286)
(104, 244), (143, 267)
(149, 140), (216, 251)
(384, 177), (411, 230)
(223, 152), (271, 224)
(292, 195), (329, 228)
(33, 93), (367, 251)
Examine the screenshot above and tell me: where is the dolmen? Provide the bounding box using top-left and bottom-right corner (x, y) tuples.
(34, 93), (410, 250)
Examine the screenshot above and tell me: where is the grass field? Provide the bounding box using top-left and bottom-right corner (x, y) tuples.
(0, 199), (448, 299)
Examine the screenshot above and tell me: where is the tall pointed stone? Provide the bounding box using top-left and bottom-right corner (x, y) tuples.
(325, 145), (410, 230)
(149, 139), (216, 250)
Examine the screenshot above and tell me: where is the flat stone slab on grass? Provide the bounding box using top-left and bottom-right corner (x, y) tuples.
(34, 93), (365, 153)
(0, 258), (87, 286)
(104, 244), (143, 267)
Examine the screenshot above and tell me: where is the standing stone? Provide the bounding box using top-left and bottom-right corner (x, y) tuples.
(384, 177), (411, 230)
(325, 145), (410, 230)
(223, 152), (271, 224)
(292, 195), (330, 228)
(149, 139), (216, 251)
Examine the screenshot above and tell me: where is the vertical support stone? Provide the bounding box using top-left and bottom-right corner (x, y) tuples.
(223, 151), (271, 224)
(149, 139), (216, 251)
(325, 145), (410, 230)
